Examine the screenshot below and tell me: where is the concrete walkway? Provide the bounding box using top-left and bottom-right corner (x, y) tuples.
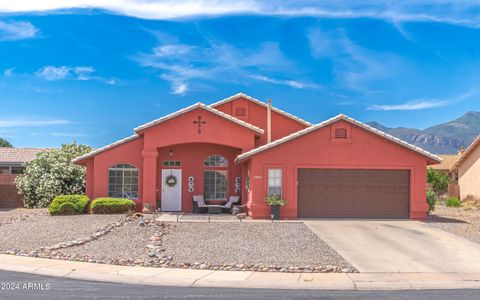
(1, 254), (480, 290)
(305, 220), (480, 273)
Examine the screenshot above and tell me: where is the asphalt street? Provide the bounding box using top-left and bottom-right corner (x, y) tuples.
(0, 270), (479, 300)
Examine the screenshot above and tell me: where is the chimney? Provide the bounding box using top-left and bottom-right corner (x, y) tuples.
(267, 99), (272, 143)
(458, 146), (465, 155)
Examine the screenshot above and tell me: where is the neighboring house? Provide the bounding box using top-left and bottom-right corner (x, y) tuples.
(429, 154), (461, 182)
(451, 136), (480, 200)
(0, 148), (43, 208)
(73, 93), (441, 220)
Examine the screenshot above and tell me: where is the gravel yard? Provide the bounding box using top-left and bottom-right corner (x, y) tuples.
(0, 212), (123, 252)
(426, 204), (480, 244)
(0, 209), (355, 273)
(161, 222), (354, 272)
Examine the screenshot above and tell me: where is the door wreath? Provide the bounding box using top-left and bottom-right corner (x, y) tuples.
(166, 175), (177, 187)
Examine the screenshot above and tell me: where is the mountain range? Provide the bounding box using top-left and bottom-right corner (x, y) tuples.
(366, 111), (480, 155)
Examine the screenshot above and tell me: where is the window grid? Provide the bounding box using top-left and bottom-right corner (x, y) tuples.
(163, 161), (181, 167)
(204, 155), (228, 167)
(268, 168), (282, 197)
(108, 164), (139, 199)
(204, 170), (228, 200)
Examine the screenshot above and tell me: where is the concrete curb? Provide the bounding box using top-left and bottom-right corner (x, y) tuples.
(1, 254), (480, 290)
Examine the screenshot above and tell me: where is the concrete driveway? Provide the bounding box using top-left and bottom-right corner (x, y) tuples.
(304, 220), (480, 273)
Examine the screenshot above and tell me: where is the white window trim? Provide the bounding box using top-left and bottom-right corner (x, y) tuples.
(108, 164), (139, 200)
(267, 168), (283, 197)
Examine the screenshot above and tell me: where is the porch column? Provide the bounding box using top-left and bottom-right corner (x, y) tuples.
(142, 148), (158, 210)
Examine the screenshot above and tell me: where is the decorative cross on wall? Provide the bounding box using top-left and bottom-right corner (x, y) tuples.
(193, 116), (206, 134)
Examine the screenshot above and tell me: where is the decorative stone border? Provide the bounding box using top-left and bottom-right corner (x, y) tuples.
(1, 215), (357, 273)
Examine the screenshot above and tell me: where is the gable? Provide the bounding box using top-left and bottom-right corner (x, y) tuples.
(140, 107), (259, 151)
(236, 114), (441, 164)
(212, 94), (309, 146)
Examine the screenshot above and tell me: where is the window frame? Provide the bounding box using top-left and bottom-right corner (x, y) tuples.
(108, 163), (139, 200)
(203, 170), (228, 201)
(203, 155), (228, 167)
(267, 168), (283, 198)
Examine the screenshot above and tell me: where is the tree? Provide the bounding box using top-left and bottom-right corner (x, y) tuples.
(427, 168), (451, 196)
(15, 142), (92, 208)
(0, 138), (12, 147)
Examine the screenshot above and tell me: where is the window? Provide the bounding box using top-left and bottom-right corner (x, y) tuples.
(235, 107), (246, 116)
(0, 166), (9, 174)
(204, 155), (228, 167)
(335, 128), (347, 139)
(268, 168), (282, 197)
(163, 160), (181, 167)
(11, 167), (25, 174)
(204, 170), (228, 200)
(108, 164), (139, 199)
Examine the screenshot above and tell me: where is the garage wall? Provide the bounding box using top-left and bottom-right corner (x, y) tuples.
(247, 120), (428, 220)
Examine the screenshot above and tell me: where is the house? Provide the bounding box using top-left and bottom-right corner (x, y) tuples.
(429, 154), (461, 182)
(73, 93), (441, 219)
(450, 136), (480, 200)
(0, 147), (43, 208)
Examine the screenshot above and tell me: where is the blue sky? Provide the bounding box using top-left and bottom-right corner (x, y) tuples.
(1, 1), (480, 148)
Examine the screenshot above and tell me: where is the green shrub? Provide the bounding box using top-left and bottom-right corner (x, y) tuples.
(16, 142), (92, 208)
(427, 168), (451, 196)
(264, 195), (287, 206)
(90, 198), (136, 214)
(48, 195), (90, 215)
(445, 196), (461, 208)
(426, 190), (437, 214)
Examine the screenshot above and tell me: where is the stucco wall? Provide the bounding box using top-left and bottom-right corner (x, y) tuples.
(85, 137), (144, 208)
(156, 143), (242, 212)
(458, 145), (480, 200)
(246, 120), (429, 220)
(213, 97), (308, 147)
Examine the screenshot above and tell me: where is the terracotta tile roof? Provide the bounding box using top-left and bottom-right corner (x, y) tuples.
(430, 154), (460, 171)
(0, 147), (44, 163)
(451, 135), (480, 171)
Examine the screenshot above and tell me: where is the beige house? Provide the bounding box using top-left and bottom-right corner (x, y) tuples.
(430, 154), (460, 182)
(451, 136), (480, 200)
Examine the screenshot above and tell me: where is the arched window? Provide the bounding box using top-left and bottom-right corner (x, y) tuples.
(108, 164), (139, 199)
(204, 155), (228, 167)
(203, 155), (228, 200)
(335, 128), (348, 139)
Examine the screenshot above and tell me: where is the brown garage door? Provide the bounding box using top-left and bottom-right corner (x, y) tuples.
(298, 169), (409, 218)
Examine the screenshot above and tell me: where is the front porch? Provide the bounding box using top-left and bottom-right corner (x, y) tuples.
(142, 143), (246, 213)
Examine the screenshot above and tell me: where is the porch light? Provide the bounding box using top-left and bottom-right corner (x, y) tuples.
(169, 148), (173, 157)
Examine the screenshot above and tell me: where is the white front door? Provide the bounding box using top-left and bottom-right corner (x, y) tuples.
(161, 169), (182, 211)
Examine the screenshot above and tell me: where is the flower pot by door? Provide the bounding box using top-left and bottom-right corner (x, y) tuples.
(270, 205), (280, 220)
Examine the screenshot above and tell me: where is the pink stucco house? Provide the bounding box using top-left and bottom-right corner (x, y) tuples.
(73, 93), (441, 219)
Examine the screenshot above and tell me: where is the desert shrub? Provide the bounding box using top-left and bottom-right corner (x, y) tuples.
(90, 198), (135, 214)
(15, 142), (92, 208)
(427, 168), (451, 196)
(445, 196), (461, 208)
(426, 190), (437, 214)
(48, 195), (90, 215)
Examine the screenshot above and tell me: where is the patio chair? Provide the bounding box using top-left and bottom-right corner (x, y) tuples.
(192, 195), (208, 213)
(219, 196), (240, 213)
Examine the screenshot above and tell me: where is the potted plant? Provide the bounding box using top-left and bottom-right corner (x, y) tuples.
(264, 195), (287, 220)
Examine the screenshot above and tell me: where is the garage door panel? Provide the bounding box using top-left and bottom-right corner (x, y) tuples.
(298, 169), (409, 218)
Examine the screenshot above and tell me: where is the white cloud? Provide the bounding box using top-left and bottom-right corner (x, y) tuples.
(0, 118), (71, 128)
(35, 65), (116, 84)
(250, 74), (319, 89)
(308, 28), (406, 94)
(0, 20), (38, 41)
(51, 132), (87, 137)
(36, 66), (70, 80)
(367, 99), (448, 111)
(136, 39), (300, 95)
(3, 68), (14, 77)
(1, 1), (480, 27)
